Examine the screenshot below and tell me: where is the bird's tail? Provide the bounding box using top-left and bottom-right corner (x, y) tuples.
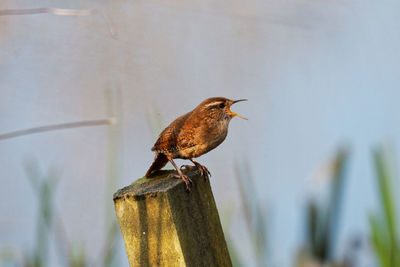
(145, 153), (169, 177)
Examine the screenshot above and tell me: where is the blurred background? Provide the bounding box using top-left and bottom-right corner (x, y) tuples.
(1, 0), (400, 266)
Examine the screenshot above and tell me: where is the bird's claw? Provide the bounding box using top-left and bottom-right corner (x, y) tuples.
(194, 164), (211, 181)
(198, 165), (211, 180)
(170, 173), (193, 192)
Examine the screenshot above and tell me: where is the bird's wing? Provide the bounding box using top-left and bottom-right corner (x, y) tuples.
(176, 126), (198, 150)
(152, 111), (198, 153)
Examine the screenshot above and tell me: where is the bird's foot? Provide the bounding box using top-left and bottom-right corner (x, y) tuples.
(198, 165), (211, 181)
(181, 163), (210, 181)
(170, 172), (193, 192)
(193, 163), (211, 181)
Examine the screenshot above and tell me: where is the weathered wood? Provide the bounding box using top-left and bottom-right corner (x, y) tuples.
(113, 169), (232, 267)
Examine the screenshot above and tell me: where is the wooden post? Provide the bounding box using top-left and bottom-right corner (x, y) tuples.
(113, 169), (232, 267)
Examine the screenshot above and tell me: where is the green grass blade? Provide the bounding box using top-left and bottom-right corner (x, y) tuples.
(369, 214), (390, 267)
(372, 147), (399, 267)
(374, 149), (397, 244)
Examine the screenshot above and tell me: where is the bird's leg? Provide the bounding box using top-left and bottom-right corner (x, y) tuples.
(189, 159), (211, 180)
(169, 158), (193, 191)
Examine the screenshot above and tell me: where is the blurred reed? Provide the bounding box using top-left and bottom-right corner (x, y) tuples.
(297, 147), (349, 267)
(233, 160), (269, 267)
(369, 146), (400, 267)
(23, 160), (61, 267)
(100, 88), (123, 267)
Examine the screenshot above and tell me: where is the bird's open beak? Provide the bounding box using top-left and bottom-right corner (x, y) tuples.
(228, 99), (248, 120)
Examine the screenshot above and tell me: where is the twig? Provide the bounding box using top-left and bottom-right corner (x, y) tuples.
(0, 7), (117, 38)
(0, 118), (116, 141)
(0, 8), (93, 16)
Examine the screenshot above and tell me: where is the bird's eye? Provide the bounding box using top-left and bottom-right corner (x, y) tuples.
(219, 103), (225, 108)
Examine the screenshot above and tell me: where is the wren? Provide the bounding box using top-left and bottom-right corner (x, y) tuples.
(145, 97), (247, 190)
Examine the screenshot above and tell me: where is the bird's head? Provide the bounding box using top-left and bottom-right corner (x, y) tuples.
(197, 97), (247, 122)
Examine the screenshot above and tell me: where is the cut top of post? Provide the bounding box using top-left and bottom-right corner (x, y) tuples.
(113, 170), (184, 200)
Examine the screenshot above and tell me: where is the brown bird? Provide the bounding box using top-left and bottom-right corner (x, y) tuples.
(145, 97), (247, 190)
